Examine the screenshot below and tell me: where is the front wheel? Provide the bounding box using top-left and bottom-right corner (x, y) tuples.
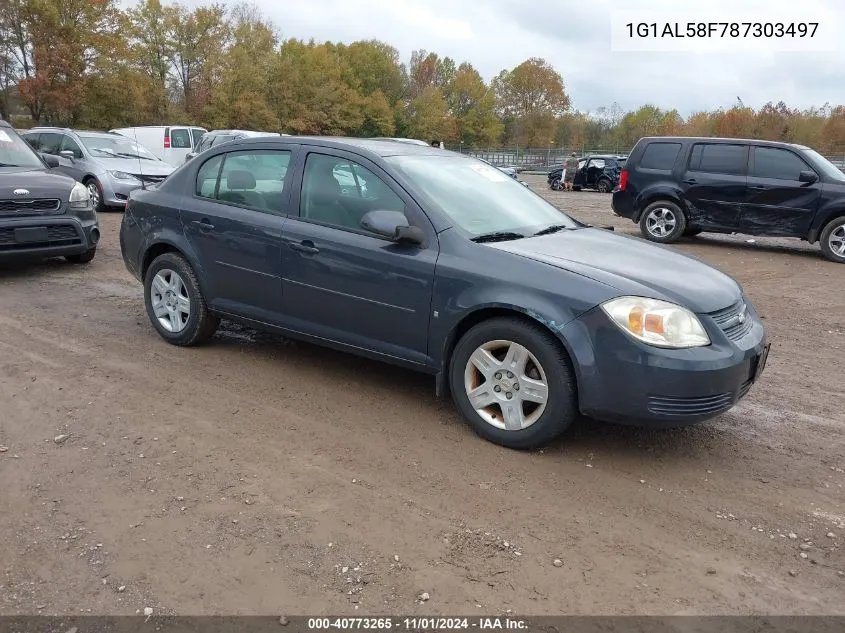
(144, 252), (219, 346)
(84, 178), (105, 213)
(449, 317), (578, 449)
(550, 178), (562, 191)
(639, 200), (686, 243)
(820, 217), (845, 263)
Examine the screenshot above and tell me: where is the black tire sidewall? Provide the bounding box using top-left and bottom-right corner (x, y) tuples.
(84, 178), (105, 213)
(551, 178), (561, 190)
(639, 200), (686, 243)
(449, 318), (577, 449)
(144, 254), (208, 345)
(597, 179), (611, 193)
(820, 218), (845, 263)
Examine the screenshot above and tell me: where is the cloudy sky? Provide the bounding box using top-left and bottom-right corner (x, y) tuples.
(183, 0), (844, 115)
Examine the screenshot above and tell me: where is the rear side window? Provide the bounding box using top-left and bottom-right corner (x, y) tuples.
(170, 128), (191, 149)
(21, 133), (39, 149)
(197, 150), (291, 215)
(751, 147), (810, 181)
(196, 155), (223, 198)
(638, 142), (681, 170)
(688, 143), (747, 175)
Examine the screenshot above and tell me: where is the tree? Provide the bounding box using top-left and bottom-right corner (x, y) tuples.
(493, 58), (569, 146)
(126, 0), (174, 119)
(406, 50), (455, 97)
(444, 62), (501, 147)
(338, 40), (404, 105)
(405, 86), (454, 141)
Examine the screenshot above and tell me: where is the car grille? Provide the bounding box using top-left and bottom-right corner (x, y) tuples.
(136, 174), (167, 185)
(0, 224), (81, 250)
(708, 300), (753, 341)
(0, 198), (61, 216)
(647, 392), (736, 416)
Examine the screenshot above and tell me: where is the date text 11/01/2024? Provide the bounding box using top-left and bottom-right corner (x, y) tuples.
(625, 22), (819, 38)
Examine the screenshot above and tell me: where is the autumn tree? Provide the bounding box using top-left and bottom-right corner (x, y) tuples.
(443, 62), (501, 147)
(406, 50), (456, 97)
(493, 58), (569, 146)
(126, 0), (174, 119)
(405, 86), (454, 141)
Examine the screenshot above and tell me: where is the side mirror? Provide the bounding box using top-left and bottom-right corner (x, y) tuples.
(799, 170), (818, 184)
(360, 209), (424, 244)
(41, 152), (60, 168)
(59, 150), (76, 161)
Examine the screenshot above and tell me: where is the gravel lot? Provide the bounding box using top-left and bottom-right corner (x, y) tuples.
(0, 174), (843, 616)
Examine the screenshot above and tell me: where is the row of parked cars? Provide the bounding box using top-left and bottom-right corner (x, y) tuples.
(551, 138), (845, 263)
(0, 121), (788, 450)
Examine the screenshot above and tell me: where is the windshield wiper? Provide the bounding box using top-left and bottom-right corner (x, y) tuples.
(532, 224), (572, 237)
(116, 152), (154, 161)
(471, 231), (526, 243)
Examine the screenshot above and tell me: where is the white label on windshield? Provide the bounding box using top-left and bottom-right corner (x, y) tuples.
(469, 163), (508, 182)
(0, 130), (12, 143)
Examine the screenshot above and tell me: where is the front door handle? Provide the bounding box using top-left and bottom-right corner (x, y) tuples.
(683, 178), (697, 184)
(289, 240), (319, 255)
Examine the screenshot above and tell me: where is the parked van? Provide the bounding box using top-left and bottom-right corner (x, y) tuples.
(110, 126), (206, 167)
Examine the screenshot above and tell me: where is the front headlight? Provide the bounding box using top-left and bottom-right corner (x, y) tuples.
(108, 170), (141, 182)
(68, 182), (91, 210)
(601, 296), (710, 349)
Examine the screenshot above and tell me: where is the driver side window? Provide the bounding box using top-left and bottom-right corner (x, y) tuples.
(60, 135), (83, 158)
(300, 153), (405, 234)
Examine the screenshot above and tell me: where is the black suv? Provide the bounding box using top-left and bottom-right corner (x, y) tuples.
(612, 136), (845, 263)
(548, 155), (626, 192)
(0, 120), (99, 263)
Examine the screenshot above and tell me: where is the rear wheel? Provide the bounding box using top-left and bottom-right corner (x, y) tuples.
(820, 216), (845, 263)
(639, 200), (686, 243)
(144, 253), (219, 346)
(596, 178), (612, 193)
(550, 178), (562, 191)
(449, 317), (578, 449)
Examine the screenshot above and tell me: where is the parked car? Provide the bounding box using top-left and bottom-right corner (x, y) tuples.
(20, 128), (175, 212)
(120, 137), (768, 449)
(548, 155), (626, 192)
(0, 119), (99, 263)
(110, 126), (207, 166)
(184, 129), (282, 163)
(612, 136), (845, 263)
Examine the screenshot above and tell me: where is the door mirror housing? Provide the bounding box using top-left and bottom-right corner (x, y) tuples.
(799, 170), (818, 184)
(360, 210), (424, 244)
(59, 150), (76, 161)
(41, 152), (60, 168)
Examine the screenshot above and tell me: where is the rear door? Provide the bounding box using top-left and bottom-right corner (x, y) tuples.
(681, 142), (748, 229)
(181, 146), (294, 323)
(741, 145), (822, 237)
(166, 127), (193, 166)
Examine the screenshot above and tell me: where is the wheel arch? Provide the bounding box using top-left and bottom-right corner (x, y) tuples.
(436, 305), (582, 403)
(633, 188), (685, 222)
(808, 208), (845, 244)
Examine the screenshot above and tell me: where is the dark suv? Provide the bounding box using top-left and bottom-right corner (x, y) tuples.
(612, 136), (845, 263)
(548, 155), (626, 192)
(0, 120), (99, 263)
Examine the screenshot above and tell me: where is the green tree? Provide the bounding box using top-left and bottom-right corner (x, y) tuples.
(125, 0), (174, 120)
(338, 40), (404, 105)
(405, 85), (454, 141)
(443, 62), (501, 147)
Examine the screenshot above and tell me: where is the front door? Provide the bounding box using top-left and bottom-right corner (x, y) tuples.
(180, 147), (293, 323)
(681, 142), (748, 229)
(280, 149), (438, 365)
(741, 145), (822, 237)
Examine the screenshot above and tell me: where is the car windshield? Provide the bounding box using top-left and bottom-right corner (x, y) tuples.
(386, 155), (577, 236)
(79, 134), (158, 161)
(0, 127), (46, 168)
(801, 149), (845, 182)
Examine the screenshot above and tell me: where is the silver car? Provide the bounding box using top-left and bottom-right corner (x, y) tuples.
(20, 127), (175, 211)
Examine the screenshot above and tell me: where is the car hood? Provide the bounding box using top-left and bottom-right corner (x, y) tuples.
(0, 167), (78, 200)
(489, 228), (741, 313)
(96, 158), (174, 176)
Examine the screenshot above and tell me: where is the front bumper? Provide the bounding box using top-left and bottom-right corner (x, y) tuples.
(0, 214), (99, 259)
(101, 175), (141, 207)
(561, 301), (768, 427)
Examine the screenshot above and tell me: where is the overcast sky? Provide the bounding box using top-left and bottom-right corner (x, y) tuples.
(182, 0), (844, 115)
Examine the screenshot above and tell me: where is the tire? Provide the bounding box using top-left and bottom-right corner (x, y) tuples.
(66, 247), (96, 264)
(449, 317), (578, 449)
(683, 227), (702, 237)
(639, 200), (687, 243)
(596, 178), (612, 193)
(550, 178), (562, 191)
(84, 178), (105, 213)
(819, 216), (845, 263)
(144, 252), (219, 346)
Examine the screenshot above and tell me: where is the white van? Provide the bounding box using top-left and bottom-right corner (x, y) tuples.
(109, 125), (207, 167)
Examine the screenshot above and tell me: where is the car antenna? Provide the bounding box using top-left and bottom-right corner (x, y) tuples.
(131, 127), (146, 191)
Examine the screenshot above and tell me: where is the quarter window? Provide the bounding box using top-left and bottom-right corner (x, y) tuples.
(639, 142), (681, 170)
(751, 147), (811, 181)
(196, 150), (291, 214)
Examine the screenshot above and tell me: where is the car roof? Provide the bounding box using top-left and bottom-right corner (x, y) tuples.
(236, 136), (452, 157)
(638, 136), (810, 150)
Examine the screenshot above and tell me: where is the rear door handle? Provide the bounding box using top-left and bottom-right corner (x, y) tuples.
(195, 219), (215, 231)
(289, 240), (319, 255)
(748, 185), (768, 190)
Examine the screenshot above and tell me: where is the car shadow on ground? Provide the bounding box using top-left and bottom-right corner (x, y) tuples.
(683, 234), (823, 259)
(0, 257), (75, 278)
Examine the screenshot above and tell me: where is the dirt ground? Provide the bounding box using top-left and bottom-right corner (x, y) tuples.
(1, 174), (844, 617)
